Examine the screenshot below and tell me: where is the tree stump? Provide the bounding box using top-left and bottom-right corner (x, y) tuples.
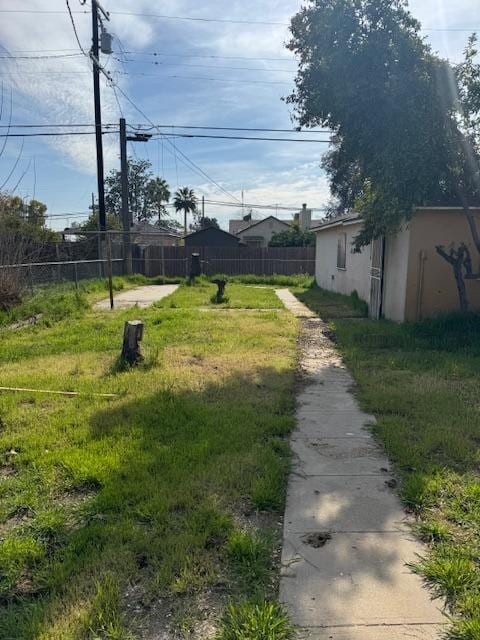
(212, 279), (227, 303)
(121, 320), (144, 365)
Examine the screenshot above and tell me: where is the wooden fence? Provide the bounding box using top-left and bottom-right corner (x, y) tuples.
(142, 246), (316, 277)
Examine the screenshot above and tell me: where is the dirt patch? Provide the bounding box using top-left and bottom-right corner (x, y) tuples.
(125, 584), (224, 640)
(0, 464), (17, 478)
(302, 532), (332, 548)
(5, 315), (42, 331)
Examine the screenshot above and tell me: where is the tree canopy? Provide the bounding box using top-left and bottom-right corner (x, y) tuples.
(190, 215), (220, 231)
(269, 227), (315, 247)
(174, 187), (197, 234)
(105, 159), (172, 225)
(287, 0), (480, 247)
(0, 193), (57, 241)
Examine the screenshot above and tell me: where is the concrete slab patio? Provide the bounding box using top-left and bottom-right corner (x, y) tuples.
(275, 289), (445, 640)
(94, 284), (178, 310)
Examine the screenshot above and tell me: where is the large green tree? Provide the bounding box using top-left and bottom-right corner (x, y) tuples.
(105, 159), (172, 225)
(287, 0), (480, 246)
(287, 0), (480, 310)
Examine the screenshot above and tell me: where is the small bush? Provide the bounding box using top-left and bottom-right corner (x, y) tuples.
(216, 602), (294, 640)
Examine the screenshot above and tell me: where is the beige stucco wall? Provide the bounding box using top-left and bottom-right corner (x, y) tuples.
(238, 218), (290, 248)
(404, 208), (480, 321)
(315, 221), (372, 303)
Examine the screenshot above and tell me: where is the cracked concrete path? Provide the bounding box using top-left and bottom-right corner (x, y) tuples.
(93, 284), (178, 310)
(275, 289), (445, 640)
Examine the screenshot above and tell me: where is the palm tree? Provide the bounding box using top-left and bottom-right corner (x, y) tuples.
(147, 177), (171, 225)
(173, 187), (197, 236)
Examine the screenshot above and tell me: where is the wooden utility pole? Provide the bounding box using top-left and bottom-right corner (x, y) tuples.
(119, 120), (152, 274)
(120, 118), (133, 275)
(91, 0), (109, 232)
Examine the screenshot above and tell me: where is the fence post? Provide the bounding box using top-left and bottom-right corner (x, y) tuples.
(55, 244), (61, 283)
(106, 232), (114, 310)
(74, 262), (79, 290)
(28, 265), (34, 295)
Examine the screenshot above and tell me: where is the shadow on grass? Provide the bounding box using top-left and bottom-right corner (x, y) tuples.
(0, 367), (296, 639)
(295, 285), (368, 320)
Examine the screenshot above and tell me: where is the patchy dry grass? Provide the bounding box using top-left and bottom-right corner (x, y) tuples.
(296, 285), (480, 639)
(0, 282), (297, 639)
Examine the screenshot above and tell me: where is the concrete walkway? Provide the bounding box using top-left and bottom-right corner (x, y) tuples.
(94, 284), (178, 310)
(275, 289), (445, 640)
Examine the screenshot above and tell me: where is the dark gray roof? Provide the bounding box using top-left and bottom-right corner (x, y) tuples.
(229, 219), (258, 234)
(311, 213), (361, 232)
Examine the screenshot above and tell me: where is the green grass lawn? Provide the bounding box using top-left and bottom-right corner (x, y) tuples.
(155, 279), (283, 310)
(0, 281), (297, 639)
(0, 275), (183, 329)
(296, 285), (480, 640)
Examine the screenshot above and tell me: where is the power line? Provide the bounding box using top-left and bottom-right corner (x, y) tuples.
(3, 47), (296, 63)
(0, 53), (84, 60)
(9, 157), (32, 194)
(111, 84), (243, 205)
(0, 123), (118, 128)
(0, 137), (24, 190)
(1, 9), (474, 31)
(0, 71), (291, 85)
(123, 51), (296, 63)
(148, 132), (330, 143)
(116, 72), (291, 85)
(1, 48), (79, 53)
(0, 131), (119, 138)
(112, 56), (295, 73)
(0, 9), (288, 25)
(201, 199), (326, 212)
(2, 123), (330, 133)
(0, 90), (12, 159)
(65, 0), (88, 57)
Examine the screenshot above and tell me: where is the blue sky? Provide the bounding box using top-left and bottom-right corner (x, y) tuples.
(0, 0), (478, 230)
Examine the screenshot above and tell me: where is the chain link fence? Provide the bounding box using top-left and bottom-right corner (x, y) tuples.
(0, 230), (316, 298)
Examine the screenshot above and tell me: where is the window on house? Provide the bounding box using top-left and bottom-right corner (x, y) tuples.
(337, 233), (347, 269)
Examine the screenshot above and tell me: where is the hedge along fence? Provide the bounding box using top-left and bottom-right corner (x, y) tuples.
(143, 246), (316, 277)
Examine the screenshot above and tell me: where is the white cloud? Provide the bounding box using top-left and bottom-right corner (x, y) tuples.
(0, 0), (477, 220)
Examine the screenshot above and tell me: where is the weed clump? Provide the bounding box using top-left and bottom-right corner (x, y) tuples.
(216, 601), (294, 640)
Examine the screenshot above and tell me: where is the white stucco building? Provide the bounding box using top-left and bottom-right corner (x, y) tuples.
(313, 208), (480, 322)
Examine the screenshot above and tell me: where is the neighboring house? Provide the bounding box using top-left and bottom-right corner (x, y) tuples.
(313, 207), (480, 322)
(234, 216), (291, 248)
(127, 222), (181, 247)
(184, 226), (242, 247)
(229, 205), (323, 247)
